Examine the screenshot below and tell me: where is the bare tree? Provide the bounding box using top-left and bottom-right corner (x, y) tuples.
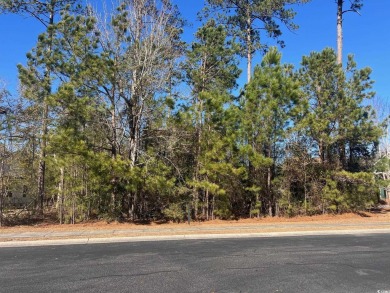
(90, 0), (184, 217)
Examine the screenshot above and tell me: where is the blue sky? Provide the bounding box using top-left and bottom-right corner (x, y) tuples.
(1, 0), (389, 105)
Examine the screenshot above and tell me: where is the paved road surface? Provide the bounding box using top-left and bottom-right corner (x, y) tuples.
(1, 234), (390, 292)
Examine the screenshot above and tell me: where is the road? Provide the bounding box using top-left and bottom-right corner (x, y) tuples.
(1, 234), (389, 293)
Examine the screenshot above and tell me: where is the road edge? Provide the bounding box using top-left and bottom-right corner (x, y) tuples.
(1, 228), (390, 247)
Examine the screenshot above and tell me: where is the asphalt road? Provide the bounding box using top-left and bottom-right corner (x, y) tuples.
(1, 234), (390, 293)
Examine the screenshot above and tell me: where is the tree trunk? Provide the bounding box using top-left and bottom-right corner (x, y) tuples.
(128, 71), (142, 168)
(37, 4), (55, 214)
(267, 144), (273, 217)
(267, 167), (273, 217)
(0, 188), (3, 227)
(246, 9), (252, 83)
(202, 191), (206, 218)
(72, 198), (75, 224)
(37, 102), (48, 214)
(319, 139), (325, 164)
(339, 139), (346, 168)
(111, 105), (118, 215)
(129, 116), (139, 168)
(0, 157), (4, 227)
(268, 199), (272, 217)
(110, 105), (119, 215)
(192, 98), (203, 220)
(304, 166), (307, 215)
(129, 191), (137, 221)
(111, 106), (117, 159)
(58, 167), (64, 224)
(337, 0), (343, 65)
(206, 188), (209, 220)
(110, 178), (118, 216)
(211, 194), (215, 220)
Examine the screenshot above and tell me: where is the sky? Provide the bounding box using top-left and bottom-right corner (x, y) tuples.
(0, 0), (389, 106)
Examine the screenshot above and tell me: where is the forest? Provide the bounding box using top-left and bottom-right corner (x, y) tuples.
(0, 0), (388, 225)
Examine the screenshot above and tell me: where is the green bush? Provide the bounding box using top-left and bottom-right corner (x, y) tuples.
(163, 203), (184, 223)
(322, 171), (377, 213)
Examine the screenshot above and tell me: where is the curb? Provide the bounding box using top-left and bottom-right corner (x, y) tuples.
(1, 228), (390, 248)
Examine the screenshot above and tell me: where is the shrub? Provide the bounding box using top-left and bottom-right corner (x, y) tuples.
(163, 203), (184, 223)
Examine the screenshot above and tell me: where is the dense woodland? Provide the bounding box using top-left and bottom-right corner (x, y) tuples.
(0, 0), (388, 225)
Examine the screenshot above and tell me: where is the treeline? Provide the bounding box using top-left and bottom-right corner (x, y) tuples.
(0, 0), (385, 224)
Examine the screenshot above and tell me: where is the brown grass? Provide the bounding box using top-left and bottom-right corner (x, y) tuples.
(1, 210), (389, 234)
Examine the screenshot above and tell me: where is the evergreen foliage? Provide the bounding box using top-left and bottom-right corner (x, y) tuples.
(203, 0), (310, 81)
(0, 0), (386, 224)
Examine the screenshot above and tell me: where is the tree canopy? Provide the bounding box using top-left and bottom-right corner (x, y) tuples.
(0, 0), (386, 225)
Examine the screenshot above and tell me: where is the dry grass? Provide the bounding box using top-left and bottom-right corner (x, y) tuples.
(1, 210), (390, 233)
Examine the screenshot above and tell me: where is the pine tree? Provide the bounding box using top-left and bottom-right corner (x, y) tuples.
(1, 0), (82, 213)
(297, 48), (382, 213)
(204, 0), (309, 82)
(241, 47), (302, 216)
(184, 19), (241, 219)
(44, 8), (104, 223)
(299, 48), (380, 169)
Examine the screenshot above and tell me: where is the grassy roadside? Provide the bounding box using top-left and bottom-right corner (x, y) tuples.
(1, 211), (389, 233)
